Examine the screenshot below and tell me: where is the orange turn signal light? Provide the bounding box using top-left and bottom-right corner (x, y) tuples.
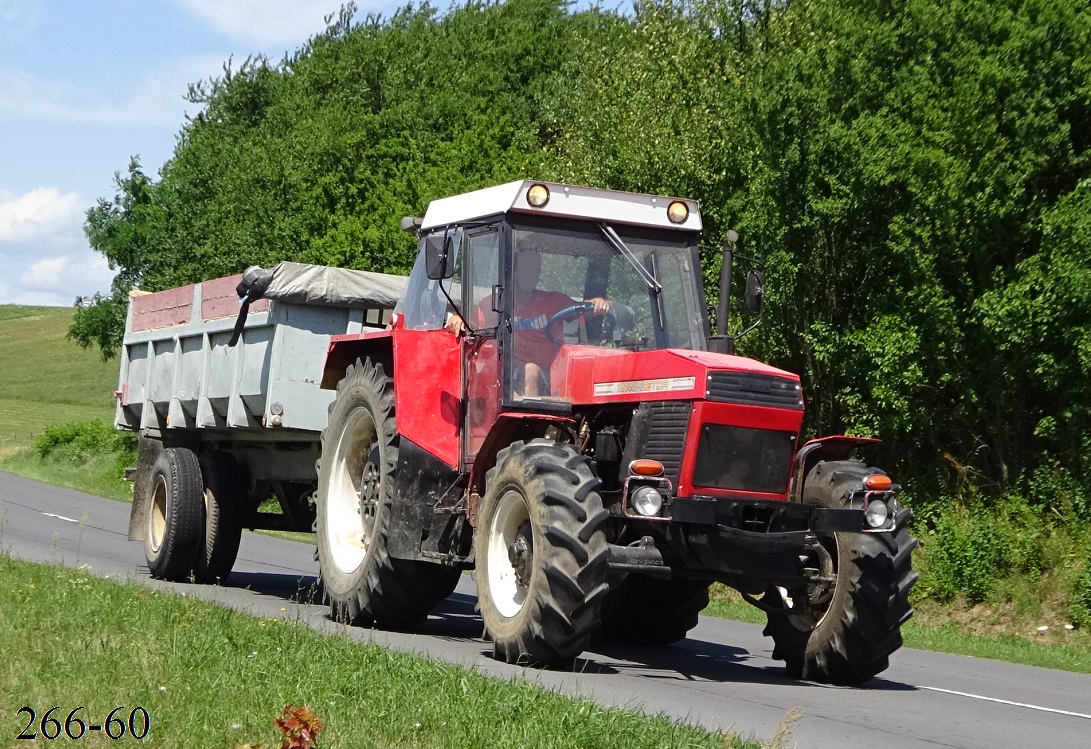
(630, 459), (665, 476)
(864, 474), (893, 491)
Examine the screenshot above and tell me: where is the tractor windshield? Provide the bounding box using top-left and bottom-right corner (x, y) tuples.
(510, 220), (707, 356)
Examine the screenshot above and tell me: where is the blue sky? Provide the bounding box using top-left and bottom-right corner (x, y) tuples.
(0, 0), (426, 306)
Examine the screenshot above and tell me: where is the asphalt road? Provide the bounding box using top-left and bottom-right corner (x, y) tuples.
(3, 471), (1089, 748)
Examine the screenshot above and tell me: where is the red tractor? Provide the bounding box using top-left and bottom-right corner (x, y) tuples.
(315, 180), (917, 683)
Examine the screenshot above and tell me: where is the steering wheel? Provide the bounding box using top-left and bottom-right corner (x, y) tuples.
(544, 303), (616, 344)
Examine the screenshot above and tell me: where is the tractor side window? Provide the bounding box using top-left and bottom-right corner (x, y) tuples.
(464, 227), (500, 330)
(398, 229), (462, 330)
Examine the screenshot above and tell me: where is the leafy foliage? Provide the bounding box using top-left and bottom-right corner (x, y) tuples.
(1072, 556), (1091, 629)
(917, 494), (1048, 605)
(34, 419), (136, 462)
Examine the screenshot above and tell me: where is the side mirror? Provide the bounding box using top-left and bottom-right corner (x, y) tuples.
(745, 270), (764, 315)
(425, 230), (459, 280)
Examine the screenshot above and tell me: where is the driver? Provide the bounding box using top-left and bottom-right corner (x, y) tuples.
(446, 249), (609, 397)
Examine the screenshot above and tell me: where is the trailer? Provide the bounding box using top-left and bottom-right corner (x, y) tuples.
(116, 262), (405, 582)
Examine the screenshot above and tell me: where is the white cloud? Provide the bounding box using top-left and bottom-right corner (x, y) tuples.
(170, 0), (343, 47)
(1, 249), (114, 305)
(0, 55), (223, 128)
(19, 256), (67, 289)
(0, 187), (85, 243)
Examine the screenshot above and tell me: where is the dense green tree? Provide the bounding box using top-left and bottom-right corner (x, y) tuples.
(73, 0), (1091, 516)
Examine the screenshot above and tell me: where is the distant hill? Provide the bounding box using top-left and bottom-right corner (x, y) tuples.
(0, 305), (118, 454)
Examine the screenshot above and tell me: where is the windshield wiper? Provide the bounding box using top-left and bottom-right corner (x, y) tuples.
(598, 223), (666, 333)
(599, 224), (662, 292)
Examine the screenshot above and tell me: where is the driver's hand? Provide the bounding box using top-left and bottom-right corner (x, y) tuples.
(445, 313), (467, 337)
(586, 297), (610, 314)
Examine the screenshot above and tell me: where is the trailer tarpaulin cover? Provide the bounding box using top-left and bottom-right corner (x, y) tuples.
(230, 262), (408, 345)
(245, 261), (408, 309)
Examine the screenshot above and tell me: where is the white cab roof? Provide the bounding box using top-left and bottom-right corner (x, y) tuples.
(420, 180), (702, 232)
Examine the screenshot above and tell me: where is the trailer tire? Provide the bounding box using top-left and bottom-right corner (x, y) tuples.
(763, 461), (918, 684)
(194, 450), (245, 584)
(144, 447), (203, 581)
(475, 440), (609, 666)
(316, 358), (459, 628)
(599, 575), (711, 646)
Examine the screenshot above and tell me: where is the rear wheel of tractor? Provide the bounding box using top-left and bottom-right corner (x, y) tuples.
(599, 575), (711, 646)
(763, 460), (918, 684)
(475, 439), (609, 666)
(316, 357), (460, 628)
(194, 450), (245, 584)
(144, 447), (203, 581)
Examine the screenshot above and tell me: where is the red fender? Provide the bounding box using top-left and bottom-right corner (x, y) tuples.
(321, 331), (393, 389)
(789, 435), (882, 502)
(467, 412), (577, 506)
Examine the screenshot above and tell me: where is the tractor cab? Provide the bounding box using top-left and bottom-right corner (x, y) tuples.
(392, 181), (716, 467)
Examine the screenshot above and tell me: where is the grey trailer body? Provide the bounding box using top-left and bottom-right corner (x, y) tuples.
(116, 263), (406, 578)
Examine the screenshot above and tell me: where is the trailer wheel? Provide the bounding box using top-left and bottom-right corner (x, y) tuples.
(763, 460), (918, 684)
(316, 357), (459, 628)
(475, 439), (609, 666)
(599, 575), (711, 646)
(194, 450), (245, 584)
(144, 447), (203, 581)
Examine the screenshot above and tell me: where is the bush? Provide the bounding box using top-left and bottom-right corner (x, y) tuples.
(924, 505), (1003, 604)
(919, 494), (1049, 605)
(35, 420), (136, 463)
(1071, 557), (1091, 629)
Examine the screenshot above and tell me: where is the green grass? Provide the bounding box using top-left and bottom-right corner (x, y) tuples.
(0, 555), (758, 749)
(707, 584), (1091, 675)
(0, 446), (135, 503)
(899, 621), (1091, 673)
(0, 305), (117, 455)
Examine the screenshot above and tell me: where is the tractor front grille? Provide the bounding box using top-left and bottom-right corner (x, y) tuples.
(706, 372), (803, 410)
(691, 424), (795, 493)
(623, 401), (690, 487)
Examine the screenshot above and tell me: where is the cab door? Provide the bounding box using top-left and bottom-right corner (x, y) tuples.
(392, 227), (464, 468)
(460, 225), (502, 467)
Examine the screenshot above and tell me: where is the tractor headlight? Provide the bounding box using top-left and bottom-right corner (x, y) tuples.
(631, 486), (664, 517)
(865, 498), (890, 529)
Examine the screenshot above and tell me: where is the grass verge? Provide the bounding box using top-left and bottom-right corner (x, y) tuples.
(0, 556), (758, 749)
(707, 584), (1091, 675)
(0, 447), (134, 504)
(0, 305), (117, 456)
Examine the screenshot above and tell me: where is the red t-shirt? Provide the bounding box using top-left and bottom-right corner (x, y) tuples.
(466, 291), (575, 370)
(511, 290), (575, 370)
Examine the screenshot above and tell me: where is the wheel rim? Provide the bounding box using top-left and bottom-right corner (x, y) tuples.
(776, 534), (839, 631)
(326, 405), (380, 575)
(148, 476), (167, 554)
(487, 488), (533, 619)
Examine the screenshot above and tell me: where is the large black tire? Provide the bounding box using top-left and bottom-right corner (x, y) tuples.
(599, 575), (711, 646)
(475, 439), (609, 666)
(763, 460), (918, 684)
(144, 447), (203, 581)
(194, 450), (245, 584)
(315, 357), (460, 628)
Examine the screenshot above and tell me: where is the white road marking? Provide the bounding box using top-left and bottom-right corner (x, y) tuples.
(42, 512), (78, 523)
(921, 686), (1091, 720)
